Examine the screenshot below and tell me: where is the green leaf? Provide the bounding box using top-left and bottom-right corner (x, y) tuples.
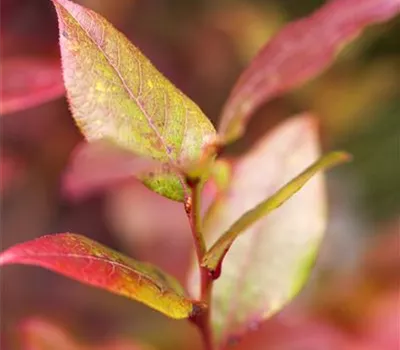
(188, 115), (348, 345)
(202, 151), (350, 272)
(0, 233), (204, 319)
(52, 0), (216, 201)
(210, 159), (232, 193)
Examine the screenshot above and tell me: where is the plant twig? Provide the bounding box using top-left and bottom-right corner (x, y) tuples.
(186, 177), (214, 350)
(186, 179), (206, 260)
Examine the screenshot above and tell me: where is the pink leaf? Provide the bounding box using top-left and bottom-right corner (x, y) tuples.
(0, 57), (65, 115)
(218, 0), (400, 142)
(20, 317), (153, 350)
(0, 152), (25, 193)
(63, 140), (164, 200)
(189, 115), (329, 345)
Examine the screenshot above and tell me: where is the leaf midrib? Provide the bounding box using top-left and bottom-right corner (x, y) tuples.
(62, 6), (191, 172)
(19, 251), (178, 295)
(61, 5), (189, 198)
(79, 13), (172, 157)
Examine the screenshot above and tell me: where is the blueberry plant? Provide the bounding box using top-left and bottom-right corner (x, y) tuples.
(1, 0), (399, 349)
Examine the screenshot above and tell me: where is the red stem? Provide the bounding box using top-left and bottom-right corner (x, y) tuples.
(186, 179), (215, 350)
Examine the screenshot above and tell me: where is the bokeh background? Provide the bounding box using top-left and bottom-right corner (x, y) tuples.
(1, 0), (399, 349)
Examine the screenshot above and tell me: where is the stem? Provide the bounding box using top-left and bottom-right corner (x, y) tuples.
(188, 181), (206, 261)
(186, 178), (214, 350)
(197, 266), (213, 350)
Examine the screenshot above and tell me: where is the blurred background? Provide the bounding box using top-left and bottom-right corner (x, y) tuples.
(1, 0), (399, 349)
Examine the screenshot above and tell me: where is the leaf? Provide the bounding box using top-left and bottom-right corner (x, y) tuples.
(218, 0), (400, 143)
(181, 141), (220, 181)
(63, 140), (166, 200)
(201, 159), (233, 221)
(189, 115), (338, 344)
(0, 233), (203, 319)
(20, 318), (77, 350)
(0, 56), (64, 115)
(202, 151), (350, 273)
(0, 152), (25, 193)
(52, 0), (216, 201)
(20, 317), (153, 350)
(209, 159), (233, 193)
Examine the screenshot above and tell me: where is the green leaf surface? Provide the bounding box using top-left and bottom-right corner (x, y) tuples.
(202, 151), (350, 272)
(0, 233), (203, 319)
(189, 116), (340, 345)
(52, 0), (216, 201)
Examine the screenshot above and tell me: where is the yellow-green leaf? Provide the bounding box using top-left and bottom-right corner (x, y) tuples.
(0, 233), (203, 319)
(52, 0), (216, 201)
(210, 159), (232, 193)
(202, 151), (350, 271)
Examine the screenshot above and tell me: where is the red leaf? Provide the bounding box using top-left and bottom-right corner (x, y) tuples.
(0, 233), (202, 319)
(0, 57), (65, 115)
(218, 0), (400, 142)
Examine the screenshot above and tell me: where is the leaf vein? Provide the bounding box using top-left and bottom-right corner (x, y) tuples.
(24, 252), (171, 294)
(70, 11), (174, 164)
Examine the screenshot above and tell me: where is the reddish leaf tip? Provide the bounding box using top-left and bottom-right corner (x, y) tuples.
(330, 151), (353, 165)
(51, 0), (68, 6)
(339, 151), (353, 162)
(0, 250), (14, 266)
